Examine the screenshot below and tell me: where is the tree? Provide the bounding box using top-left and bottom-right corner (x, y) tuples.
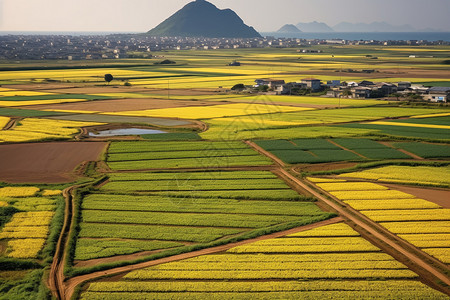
(231, 83), (245, 91)
(104, 74), (114, 84)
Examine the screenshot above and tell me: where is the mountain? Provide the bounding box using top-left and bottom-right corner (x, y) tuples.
(147, 0), (261, 38)
(296, 21), (334, 32)
(333, 22), (416, 32)
(277, 24), (302, 33)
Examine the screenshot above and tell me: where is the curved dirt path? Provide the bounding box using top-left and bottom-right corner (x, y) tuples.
(49, 186), (76, 300)
(280, 169), (450, 292)
(64, 217), (343, 299)
(2, 117), (20, 130)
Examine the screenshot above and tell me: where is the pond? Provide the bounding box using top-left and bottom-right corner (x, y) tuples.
(88, 128), (166, 137)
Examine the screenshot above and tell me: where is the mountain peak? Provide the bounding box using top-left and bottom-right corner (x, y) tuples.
(278, 24), (302, 33)
(296, 21), (334, 32)
(147, 0), (261, 38)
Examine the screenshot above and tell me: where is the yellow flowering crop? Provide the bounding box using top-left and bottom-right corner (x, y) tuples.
(0, 90), (54, 97)
(7, 238), (46, 259)
(287, 223), (360, 237)
(306, 177), (347, 183)
(329, 190), (413, 200)
(317, 182), (388, 192)
(339, 166), (450, 187)
(41, 190), (62, 196)
(380, 221), (450, 234)
(104, 103), (310, 120)
(411, 112), (450, 119)
(369, 121), (450, 130)
(361, 209), (450, 222)
(343, 198), (441, 210)
(0, 116), (10, 129)
(0, 187), (40, 197)
(422, 248), (450, 264)
(0, 118), (104, 143)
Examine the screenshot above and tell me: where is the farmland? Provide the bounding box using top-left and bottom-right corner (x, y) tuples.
(313, 177), (450, 265)
(0, 45), (449, 299)
(74, 170), (331, 263)
(80, 223), (446, 300)
(106, 141), (273, 170)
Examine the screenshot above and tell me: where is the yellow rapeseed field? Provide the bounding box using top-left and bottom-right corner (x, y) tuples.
(105, 103), (311, 120)
(0, 90), (54, 97)
(317, 182), (389, 191)
(7, 238), (46, 259)
(410, 112), (450, 119)
(41, 190), (62, 196)
(0, 116), (10, 128)
(0, 187), (40, 197)
(369, 121), (450, 130)
(0, 118), (104, 143)
(339, 165), (450, 187)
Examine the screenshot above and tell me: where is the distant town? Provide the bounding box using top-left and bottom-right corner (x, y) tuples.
(246, 78), (449, 103)
(0, 35), (449, 61)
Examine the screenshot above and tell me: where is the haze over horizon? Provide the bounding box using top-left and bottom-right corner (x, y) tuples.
(1, 0), (449, 33)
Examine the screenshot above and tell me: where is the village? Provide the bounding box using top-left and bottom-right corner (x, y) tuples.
(246, 77), (449, 102)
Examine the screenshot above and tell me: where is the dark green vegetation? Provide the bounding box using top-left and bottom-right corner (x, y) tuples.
(0, 108), (67, 118)
(147, 0), (261, 38)
(392, 142), (450, 159)
(106, 141), (272, 170)
(141, 132), (202, 141)
(254, 138), (449, 164)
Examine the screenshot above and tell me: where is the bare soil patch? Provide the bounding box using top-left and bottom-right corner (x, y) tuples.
(382, 184), (450, 208)
(0, 142), (107, 183)
(23, 98), (224, 112)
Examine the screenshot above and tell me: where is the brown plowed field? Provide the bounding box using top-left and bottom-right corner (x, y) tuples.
(0, 142), (107, 183)
(382, 183), (450, 208)
(23, 98), (224, 112)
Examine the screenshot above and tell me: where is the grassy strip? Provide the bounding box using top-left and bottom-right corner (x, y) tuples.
(39, 196), (65, 264)
(0, 107), (69, 117)
(141, 132), (202, 141)
(65, 213), (335, 278)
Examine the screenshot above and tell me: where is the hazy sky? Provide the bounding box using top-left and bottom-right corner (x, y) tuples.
(1, 0), (449, 32)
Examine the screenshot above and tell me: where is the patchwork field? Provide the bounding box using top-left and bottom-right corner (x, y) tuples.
(254, 138), (431, 164)
(73, 170), (332, 267)
(106, 141), (273, 170)
(312, 177), (450, 265)
(80, 223), (446, 299)
(0, 46), (449, 299)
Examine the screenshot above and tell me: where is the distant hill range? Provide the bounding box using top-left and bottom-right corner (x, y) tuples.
(333, 21), (416, 32)
(276, 21), (441, 33)
(296, 22), (334, 32)
(147, 0), (261, 38)
(277, 24), (302, 33)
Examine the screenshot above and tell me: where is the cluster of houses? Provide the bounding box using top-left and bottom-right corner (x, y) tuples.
(252, 78), (449, 102)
